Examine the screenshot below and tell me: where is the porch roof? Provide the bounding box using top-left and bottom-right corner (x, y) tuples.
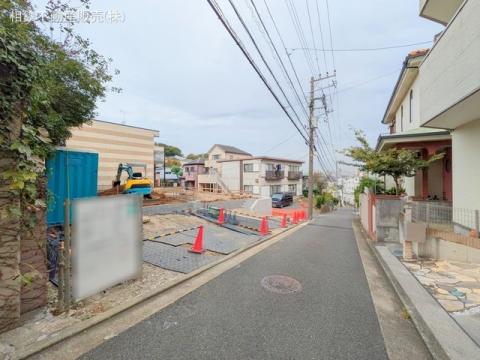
(376, 128), (451, 151)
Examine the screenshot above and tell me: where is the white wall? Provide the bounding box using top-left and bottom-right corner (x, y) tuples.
(394, 77), (421, 133)
(243, 159), (261, 194)
(404, 176), (416, 197)
(419, 0), (480, 125)
(452, 120), (480, 211)
(220, 161), (241, 192)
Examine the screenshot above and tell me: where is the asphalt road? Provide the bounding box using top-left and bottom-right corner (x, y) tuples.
(82, 209), (388, 360)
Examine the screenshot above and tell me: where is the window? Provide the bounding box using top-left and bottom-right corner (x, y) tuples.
(409, 89), (413, 123)
(266, 163), (275, 171)
(288, 184), (297, 194)
(400, 105), (404, 132)
(212, 154), (220, 160)
(244, 185), (254, 193)
(289, 165), (300, 172)
(244, 163), (254, 172)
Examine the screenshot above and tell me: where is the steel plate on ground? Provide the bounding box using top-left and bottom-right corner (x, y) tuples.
(143, 242), (221, 273)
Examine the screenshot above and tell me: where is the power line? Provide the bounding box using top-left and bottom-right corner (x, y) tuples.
(262, 0), (309, 107)
(314, 0), (328, 72)
(336, 69), (400, 94)
(262, 133), (298, 154)
(305, 0), (321, 75)
(246, 0), (309, 120)
(324, 0), (336, 70)
(290, 40), (433, 53)
(204, 0), (309, 144)
(284, 0), (316, 74)
(226, 0), (308, 139)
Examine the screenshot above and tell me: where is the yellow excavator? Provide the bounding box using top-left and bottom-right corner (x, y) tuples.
(112, 163), (153, 198)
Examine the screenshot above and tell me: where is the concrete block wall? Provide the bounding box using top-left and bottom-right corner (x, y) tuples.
(375, 196), (404, 242)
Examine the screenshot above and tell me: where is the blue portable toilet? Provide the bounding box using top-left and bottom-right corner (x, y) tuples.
(46, 148), (98, 225)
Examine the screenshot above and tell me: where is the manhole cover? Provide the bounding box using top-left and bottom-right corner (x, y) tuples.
(261, 275), (303, 294)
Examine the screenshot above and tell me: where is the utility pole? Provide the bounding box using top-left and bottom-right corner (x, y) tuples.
(307, 72), (336, 219)
(308, 76), (316, 220)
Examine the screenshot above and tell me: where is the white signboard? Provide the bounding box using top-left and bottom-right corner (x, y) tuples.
(72, 195), (142, 301)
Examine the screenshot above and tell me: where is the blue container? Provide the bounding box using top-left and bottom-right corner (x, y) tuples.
(46, 148), (98, 225)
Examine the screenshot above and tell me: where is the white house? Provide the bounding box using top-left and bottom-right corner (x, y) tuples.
(340, 176), (360, 206)
(416, 0), (480, 229)
(376, 49), (452, 200)
(217, 156), (304, 197)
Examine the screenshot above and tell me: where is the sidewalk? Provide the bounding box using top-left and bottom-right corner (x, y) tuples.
(354, 217), (480, 360)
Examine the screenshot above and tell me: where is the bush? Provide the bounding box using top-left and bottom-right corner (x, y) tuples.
(314, 192), (339, 209)
(303, 189), (321, 198)
(354, 177), (384, 207)
(384, 186), (406, 195)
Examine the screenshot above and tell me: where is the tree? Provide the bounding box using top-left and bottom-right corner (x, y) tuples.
(165, 158), (181, 168)
(354, 176), (384, 207)
(0, 0), (116, 330)
(344, 131), (443, 195)
(171, 166), (182, 177)
(156, 143), (183, 157)
(186, 153), (207, 160)
(312, 171), (327, 193)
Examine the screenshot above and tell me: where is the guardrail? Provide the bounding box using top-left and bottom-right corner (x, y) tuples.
(287, 171), (302, 180)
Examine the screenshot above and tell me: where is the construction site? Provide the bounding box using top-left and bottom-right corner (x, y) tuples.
(1, 191), (308, 353)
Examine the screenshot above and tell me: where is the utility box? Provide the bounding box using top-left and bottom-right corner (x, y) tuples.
(405, 222), (427, 244)
(46, 148), (98, 225)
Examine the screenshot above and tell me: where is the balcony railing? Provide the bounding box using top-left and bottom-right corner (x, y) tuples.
(287, 171), (302, 180)
(265, 170), (284, 180)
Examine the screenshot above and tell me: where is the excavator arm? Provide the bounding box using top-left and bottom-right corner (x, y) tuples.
(112, 163), (133, 187)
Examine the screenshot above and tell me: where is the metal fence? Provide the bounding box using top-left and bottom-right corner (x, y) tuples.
(410, 201), (480, 237)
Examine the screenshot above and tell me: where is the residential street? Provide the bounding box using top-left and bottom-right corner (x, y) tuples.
(81, 209), (389, 360)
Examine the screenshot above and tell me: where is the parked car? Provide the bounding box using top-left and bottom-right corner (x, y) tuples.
(271, 192), (293, 208)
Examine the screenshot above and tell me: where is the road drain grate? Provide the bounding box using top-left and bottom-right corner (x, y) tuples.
(261, 275), (303, 294)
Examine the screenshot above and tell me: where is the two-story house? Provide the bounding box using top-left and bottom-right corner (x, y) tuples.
(181, 159), (205, 189)
(197, 144), (252, 192)
(376, 49), (452, 201)
(217, 156), (303, 197)
(195, 144), (303, 196)
(415, 0), (480, 231)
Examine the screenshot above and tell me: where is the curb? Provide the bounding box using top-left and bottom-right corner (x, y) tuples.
(353, 217), (479, 360)
(15, 221), (308, 359)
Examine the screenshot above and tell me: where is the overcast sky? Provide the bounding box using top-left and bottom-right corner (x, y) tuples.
(36, 0), (442, 174)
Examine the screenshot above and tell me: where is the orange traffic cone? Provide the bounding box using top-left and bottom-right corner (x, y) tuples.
(281, 213), (287, 228)
(301, 210), (306, 221)
(259, 217), (269, 235)
(218, 208), (225, 225)
(189, 226), (205, 254)
(293, 211), (298, 224)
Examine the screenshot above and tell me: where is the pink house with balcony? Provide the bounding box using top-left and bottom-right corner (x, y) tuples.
(182, 159), (205, 189)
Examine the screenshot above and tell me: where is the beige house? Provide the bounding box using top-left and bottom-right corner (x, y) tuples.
(66, 120), (159, 190)
(416, 0), (480, 229)
(198, 144), (252, 192)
